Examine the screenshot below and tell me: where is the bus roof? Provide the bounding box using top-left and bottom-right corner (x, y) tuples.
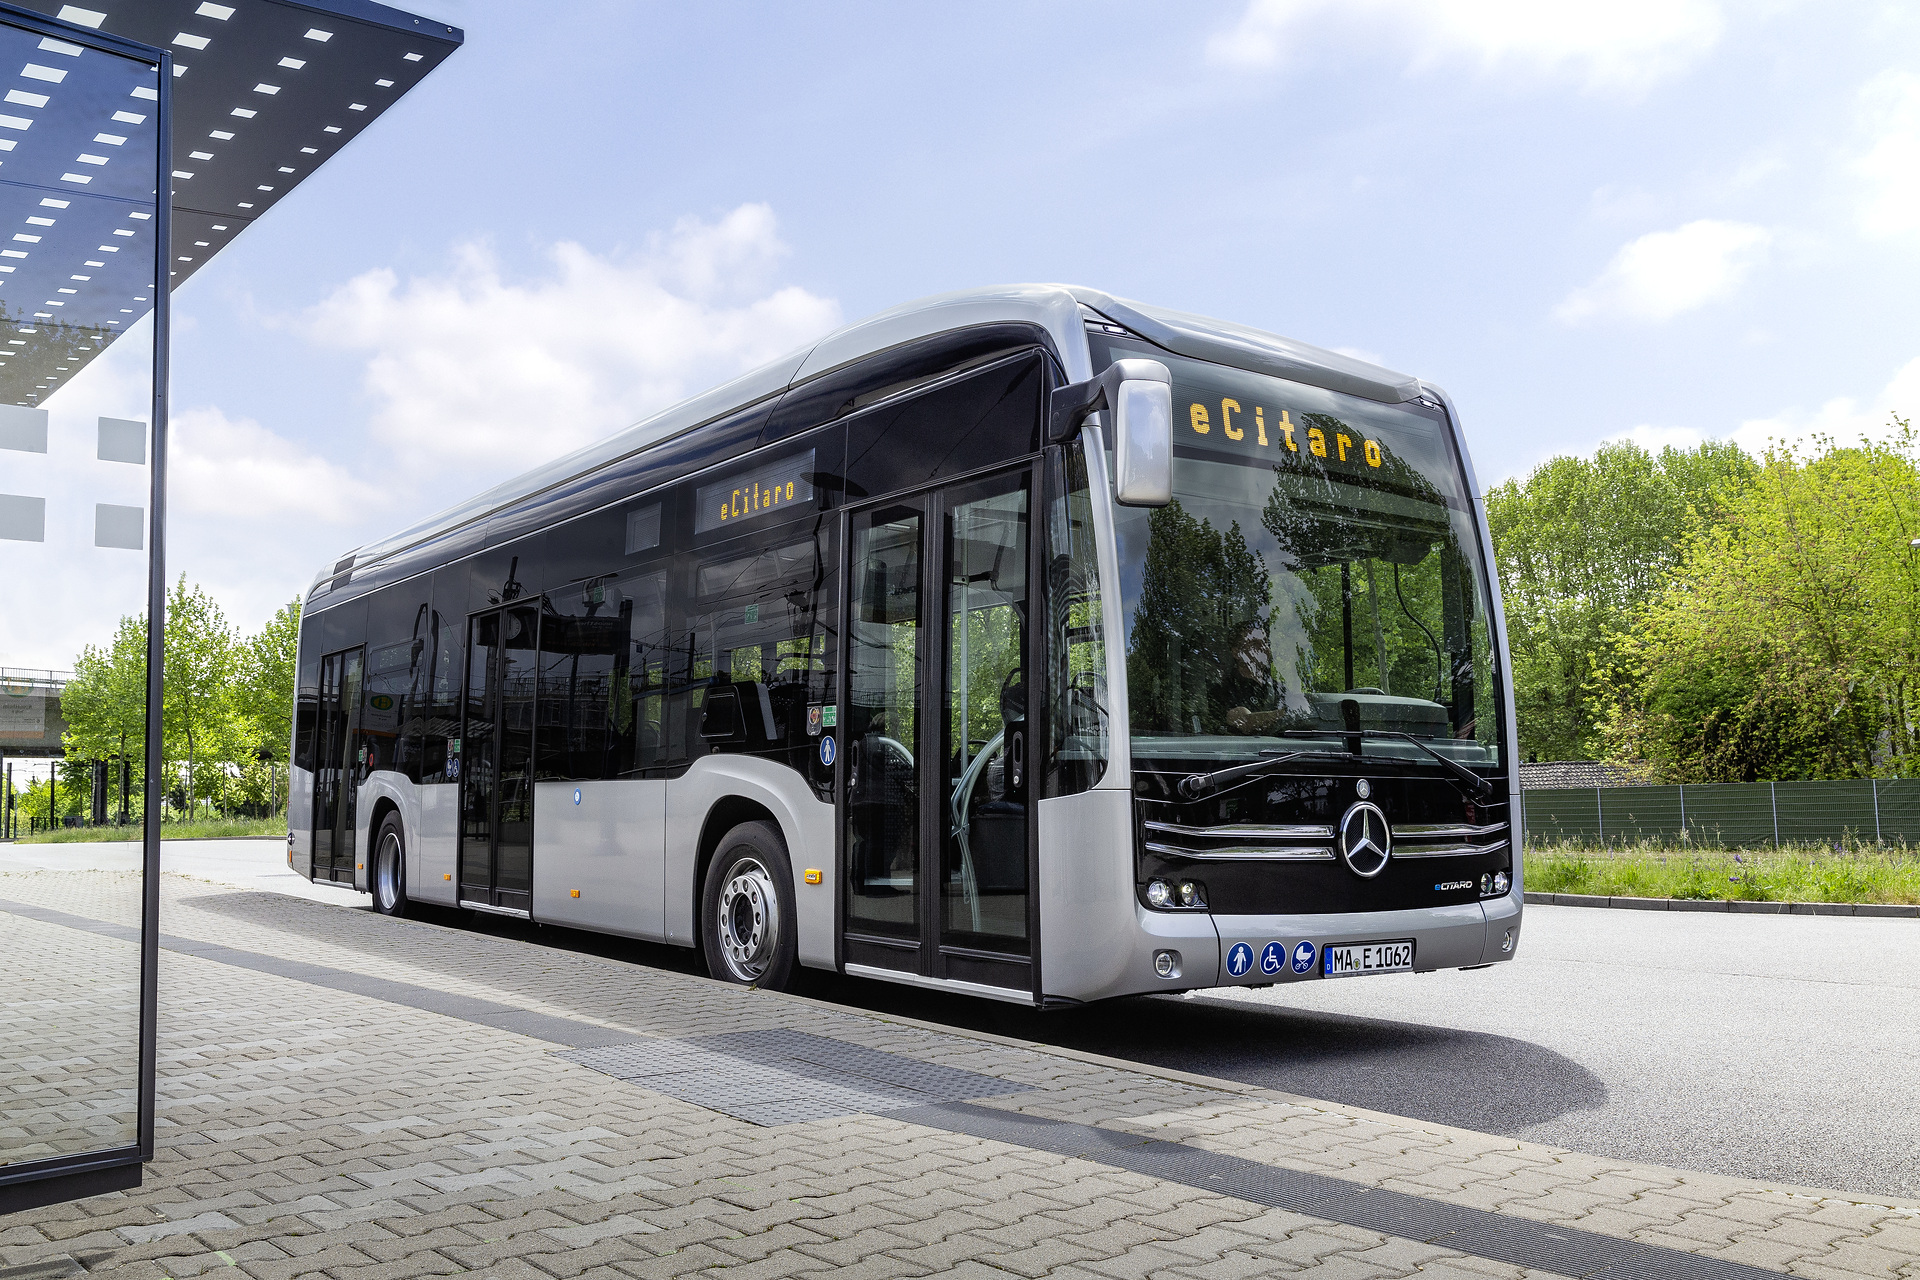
(318, 284), (1423, 592)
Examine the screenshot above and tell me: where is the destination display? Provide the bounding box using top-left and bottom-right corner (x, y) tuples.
(695, 448), (816, 534)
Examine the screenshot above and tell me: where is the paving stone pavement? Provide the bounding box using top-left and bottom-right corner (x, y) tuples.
(1, 868), (1917, 1280)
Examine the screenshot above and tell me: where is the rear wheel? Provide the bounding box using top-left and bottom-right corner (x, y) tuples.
(372, 813), (410, 918)
(700, 820), (796, 990)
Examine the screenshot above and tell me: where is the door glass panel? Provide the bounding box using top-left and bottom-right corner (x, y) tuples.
(943, 482), (1029, 951)
(495, 605), (539, 904)
(460, 613), (500, 899)
(845, 507), (923, 941)
(311, 649), (363, 881)
(337, 650), (364, 875)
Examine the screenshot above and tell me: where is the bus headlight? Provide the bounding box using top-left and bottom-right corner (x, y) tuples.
(1492, 870), (1510, 895)
(1144, 879), (1207, 911)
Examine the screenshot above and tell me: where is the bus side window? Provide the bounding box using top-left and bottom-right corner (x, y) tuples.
(1045, 437), (1110, 795)
(683, 520), (838, 789)
(844, 351), (1046, 501)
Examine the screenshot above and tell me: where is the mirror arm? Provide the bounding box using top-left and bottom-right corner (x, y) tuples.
(1048, 372), (1112, 444)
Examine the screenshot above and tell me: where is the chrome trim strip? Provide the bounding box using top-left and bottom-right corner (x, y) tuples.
(460, 900), (532, 919)
(1146, 841), (1336, 861)
(1393, 822), (1508, 839)
(1392, 840), (1510, 859)
(1145, 821), (1335, 839)
(843, 963), (1036, 1006)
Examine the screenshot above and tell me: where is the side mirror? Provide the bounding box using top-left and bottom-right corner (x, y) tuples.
(1109, 360), (1172, 507)
(1048, 358), (1172, 507)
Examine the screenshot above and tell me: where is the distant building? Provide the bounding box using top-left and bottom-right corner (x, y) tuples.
(1518, 760), (1643, 790)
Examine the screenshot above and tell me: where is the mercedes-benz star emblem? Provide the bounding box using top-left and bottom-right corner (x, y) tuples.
(1338, 801), (1392, 878)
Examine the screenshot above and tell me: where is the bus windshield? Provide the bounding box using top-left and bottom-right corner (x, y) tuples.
(1095, 336), (1502, 773)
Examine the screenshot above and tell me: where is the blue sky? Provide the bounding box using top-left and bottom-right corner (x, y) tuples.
(16, 0), (1920, 666)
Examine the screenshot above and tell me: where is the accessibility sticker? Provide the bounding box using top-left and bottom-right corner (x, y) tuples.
(1291, 941), (1316, 974)
(1259, 941), (1286, 976)
(1225, 942), (1253, 978)
(820, 735), (836, 766)
(573, 788), (582, 806)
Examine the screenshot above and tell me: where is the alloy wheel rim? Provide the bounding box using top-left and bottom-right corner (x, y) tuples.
(716, 857), (779, 982)
(376, 832), (400, 911)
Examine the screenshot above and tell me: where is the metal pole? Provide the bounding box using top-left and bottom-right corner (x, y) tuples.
(1873, 778), (1882, 845)
(1596, 785), (1604, 844)
(136, 54), (172, 1165)
(1678, 783), (1686, 841)
(1770, 780), (1779, 846)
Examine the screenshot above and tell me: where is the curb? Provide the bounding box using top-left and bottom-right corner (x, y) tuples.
(1524, 891), (1919, 918)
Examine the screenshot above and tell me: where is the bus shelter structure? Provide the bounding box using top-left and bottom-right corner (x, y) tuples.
(0, 0), (459, 1213)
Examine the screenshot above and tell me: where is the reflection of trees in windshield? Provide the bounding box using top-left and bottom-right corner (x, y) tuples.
(1125, 501), (1280, 734)
(1126, 420), (1487, 744)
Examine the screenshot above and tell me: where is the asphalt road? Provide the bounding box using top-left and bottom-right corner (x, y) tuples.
(9, 838), (1917, 1199)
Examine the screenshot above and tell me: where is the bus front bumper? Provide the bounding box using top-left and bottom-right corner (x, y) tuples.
(1103, 892), (1521, 999)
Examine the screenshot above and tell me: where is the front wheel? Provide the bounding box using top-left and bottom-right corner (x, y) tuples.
(700, 820), (796, 990)
(372, 813), (411, 918)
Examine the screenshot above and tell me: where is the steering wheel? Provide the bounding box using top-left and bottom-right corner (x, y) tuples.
(998, 665), (1024, 722)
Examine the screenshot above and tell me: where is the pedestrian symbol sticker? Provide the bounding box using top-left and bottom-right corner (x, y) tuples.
(1226, 942), (1253, 978)
(573, 789), (582, 806)
(820, 735), (836, 766)
(1291, 941), (1316, 974)
(1260, 942), (1285, 975)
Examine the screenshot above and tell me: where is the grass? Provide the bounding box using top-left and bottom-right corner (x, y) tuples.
(1525, 840), (1920, 904)
(12, 814), (285, 844)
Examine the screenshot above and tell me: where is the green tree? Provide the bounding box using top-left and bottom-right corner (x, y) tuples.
(1597, 426), (1920, 780)
(235, 596), (300, 758)
(161, 576), (245, 819)
(1485, 439), (1757, 761)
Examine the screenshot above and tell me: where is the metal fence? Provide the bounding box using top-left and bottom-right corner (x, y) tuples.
(1522, 779), (1920, 847)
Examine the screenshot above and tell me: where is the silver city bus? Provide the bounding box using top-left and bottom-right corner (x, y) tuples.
(288, 285), (1520, 1004)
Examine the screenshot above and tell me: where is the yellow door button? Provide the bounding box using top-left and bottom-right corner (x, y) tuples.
(803, 868), (823, 885)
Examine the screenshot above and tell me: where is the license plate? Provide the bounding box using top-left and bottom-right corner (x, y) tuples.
(1322, 940), (1414, 977)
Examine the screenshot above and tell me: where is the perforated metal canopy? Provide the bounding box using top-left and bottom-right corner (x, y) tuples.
(0, 0), (459, 403)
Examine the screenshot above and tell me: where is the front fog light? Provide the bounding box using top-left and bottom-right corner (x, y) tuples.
(1154, 949), (1181, 979)
(1492, 870), (1511, 895)
(1146, 880), (1173, 909)
(1501, 929), (1515, 953)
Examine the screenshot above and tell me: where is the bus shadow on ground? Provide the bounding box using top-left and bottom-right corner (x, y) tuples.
(183, 889), (1602, 1135)
(788, 976), (1610, 1136)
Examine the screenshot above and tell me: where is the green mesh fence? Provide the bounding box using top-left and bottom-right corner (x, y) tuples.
(1524, 779), (1919, 847)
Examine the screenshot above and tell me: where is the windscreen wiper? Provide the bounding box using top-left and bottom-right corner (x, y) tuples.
(1281, 728), (1494, 801)
(1175, 749), (1360, 800)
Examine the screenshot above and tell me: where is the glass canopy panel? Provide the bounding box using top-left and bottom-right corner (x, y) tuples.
(0, 15), (158, 1180)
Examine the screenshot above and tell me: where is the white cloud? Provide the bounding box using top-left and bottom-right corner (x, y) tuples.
(1855, 70), (1920, 241)
(302, 202), (841, 487)
(1208, 0), (1724, 92)
(1554, 220), (1772, 324)
(1566, 359), (1920, 477)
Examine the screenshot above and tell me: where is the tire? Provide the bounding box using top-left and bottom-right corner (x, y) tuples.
(372, 812), (411, 918)
(700, 820), (797, 990)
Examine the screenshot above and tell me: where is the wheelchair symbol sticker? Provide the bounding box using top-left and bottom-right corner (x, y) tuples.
(1260, 941), (1286, 975)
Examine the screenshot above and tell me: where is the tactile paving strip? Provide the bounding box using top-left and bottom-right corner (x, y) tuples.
(558, 1027), (1033, 1126)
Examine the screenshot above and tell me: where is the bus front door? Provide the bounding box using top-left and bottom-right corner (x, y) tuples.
(842, 468), (1035, 993)
(459, 604), (539, 914)
(311, 647), (363, 885)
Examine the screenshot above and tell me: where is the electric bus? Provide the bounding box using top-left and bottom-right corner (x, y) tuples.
(288, 285), (1520, 1005)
